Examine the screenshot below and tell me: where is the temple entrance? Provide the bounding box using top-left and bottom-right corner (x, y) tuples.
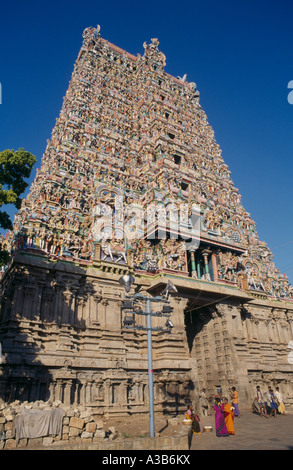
(184, 304), (211, 355)
(183, 300), (238, 403)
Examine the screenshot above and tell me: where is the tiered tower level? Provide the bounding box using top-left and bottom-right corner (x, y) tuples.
(9, 28), (292, 298)
(0, 27), (292, 413)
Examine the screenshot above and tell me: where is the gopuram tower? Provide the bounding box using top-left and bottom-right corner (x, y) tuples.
(0, 26), (292, 415)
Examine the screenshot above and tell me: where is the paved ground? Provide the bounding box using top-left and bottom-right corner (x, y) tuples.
(189, 410), (293, 450)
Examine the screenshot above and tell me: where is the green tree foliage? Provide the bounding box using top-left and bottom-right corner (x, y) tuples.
(0, 148), (36, 265)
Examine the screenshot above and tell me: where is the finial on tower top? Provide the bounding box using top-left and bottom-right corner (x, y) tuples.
(142, 38), (166, 69)
(82, 24), (101, 45)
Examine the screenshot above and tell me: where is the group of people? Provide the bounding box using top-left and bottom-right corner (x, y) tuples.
(213, 387), (240, 437)
(253, 385), (286, 418)
(186, 386), (240, 438)
(187, 384), (287, 440)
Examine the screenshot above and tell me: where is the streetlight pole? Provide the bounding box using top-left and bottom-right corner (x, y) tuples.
(120, 274), (177, 439)
(146, 298), (155, 438)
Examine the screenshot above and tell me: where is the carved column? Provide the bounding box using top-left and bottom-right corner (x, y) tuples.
(272, 309), (283, 344)
(170, 297), (189, 333)
(212, 252), (218, 282)
(85, 380), (94, 404)
(100, 298), (109, 329)
(64, 380), (73, 405)
(253, 318), (260, 341)
(287, 310), (293, 339)
(61, 290), (70, 324)
(10, 279), (24, 319)
(55, 379), (64, 402)
(22, 283), (35, 319)
(189, 250), (197, 278)
(53, 282), (63, 323)
(40, 288), (53, 322)
(119, 381), (128, 407)
(92, 293), (102, 325)
(76, 296), (86, 325)
(34, 280), (46, 319)
(202, 249), (211, 281)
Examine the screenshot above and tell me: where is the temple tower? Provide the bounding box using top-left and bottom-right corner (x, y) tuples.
(0, 26), (292, 414)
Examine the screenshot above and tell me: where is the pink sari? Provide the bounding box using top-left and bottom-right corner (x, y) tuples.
(214, 403), (229, 437)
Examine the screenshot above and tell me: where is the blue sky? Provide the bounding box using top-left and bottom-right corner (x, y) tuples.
(0, 0), (292, 283)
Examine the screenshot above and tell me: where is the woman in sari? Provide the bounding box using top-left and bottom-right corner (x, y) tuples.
(230, 386), (240, 417)
(223, 398), (235, 435)
(186, 404), (201, 434)
(214, 398), (229, 437)
(275, 387), (286, 415)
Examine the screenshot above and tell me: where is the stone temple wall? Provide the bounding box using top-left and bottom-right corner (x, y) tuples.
(0, 253), (193, 415)
(0, 252), (292, 415)
(186, 300), (293, 410)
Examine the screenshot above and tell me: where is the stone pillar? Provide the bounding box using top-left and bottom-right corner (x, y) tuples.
(76, 296), (86, 325)
(53, 284), (63, 323)
(189, 250), (197, 278)
(104, 379), (112, 405)
(212, 252), (218, 282)
(10, 283), (23, 319)
(49, 382), (55, 402)
(85, 380), (94, 404)
(273, 309), (288, 344)
(119, 382), (128, 407)
(62, 289), (72, 324)
(22, 284), (35, 319)
(100, 298), (109, 329)
(40, 289), (53, 322)
(34, 281), (45, 319)
(287, 310), (293, 340)
(202, 249), (211, 281)
(196, 251), (201, 279)
(170, 297), (189, 334)
(92, 293), (102, 325)
(55, 379), (64, 402)
(64, 380), (73, 405)
(137, 382), (144, 404)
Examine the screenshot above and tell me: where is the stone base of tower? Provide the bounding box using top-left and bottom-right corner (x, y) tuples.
(0, 252), (193, 416)
(0, 252), (293, 415)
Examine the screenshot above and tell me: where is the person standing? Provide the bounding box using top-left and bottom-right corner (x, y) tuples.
(267, 388), (278, 417)
(275, 387), (286, 415)
(186, 404), (201, 434)
(255, 385), (268, 418)
(214, 398), (229, 437)
(223, 397), (235, 435)
(230, 387), (240, 417)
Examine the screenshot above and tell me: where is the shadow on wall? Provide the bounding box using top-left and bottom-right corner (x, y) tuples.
(184, 304), (212, 354)
(159, 379), (195, 415)
(0, 256), (89, 405)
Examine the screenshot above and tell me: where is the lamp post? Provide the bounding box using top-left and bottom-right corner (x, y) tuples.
(119, 274), (176, 438)
(146, 298), (155, 437)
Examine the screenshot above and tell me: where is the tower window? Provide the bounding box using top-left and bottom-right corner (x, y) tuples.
(174, 154), (181, 164)
(181, 181), (189, 191)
